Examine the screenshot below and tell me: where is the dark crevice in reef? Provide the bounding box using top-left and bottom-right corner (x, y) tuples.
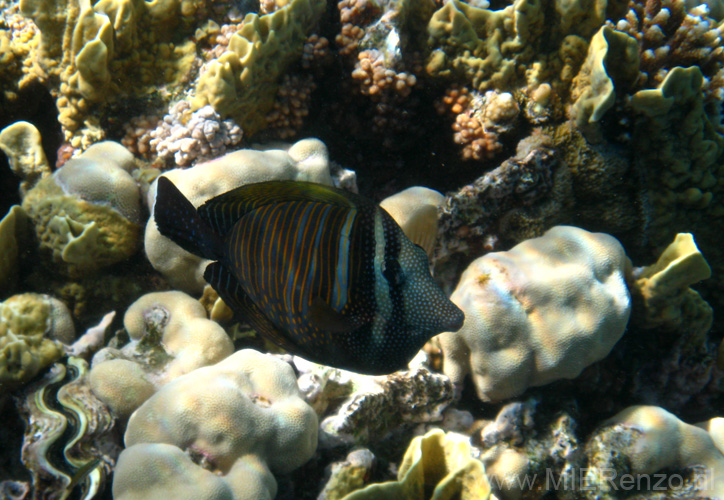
(0, 81), (61, 217)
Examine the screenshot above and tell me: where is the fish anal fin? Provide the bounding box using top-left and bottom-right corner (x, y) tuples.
(204, 262), (307, 356)
(309, 297), (357, 334)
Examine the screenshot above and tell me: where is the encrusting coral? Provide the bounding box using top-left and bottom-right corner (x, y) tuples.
(21, 141), (142, 277)
(89, 291), (234, 418)
(0, 293), (75, 394)
(341, 428), (490, 500)
(191, 0), (327, 136)
(0, 121), (51, 195)
(113, 349), (318, 500)
(585, 405), (724, 498)
(437, 225), (631, 402)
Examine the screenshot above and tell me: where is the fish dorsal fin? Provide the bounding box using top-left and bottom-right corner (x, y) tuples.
(198, 181), (371, 234)
(204, 262), (312, 357)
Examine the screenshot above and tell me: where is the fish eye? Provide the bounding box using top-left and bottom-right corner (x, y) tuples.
(383, 259), (406, 286)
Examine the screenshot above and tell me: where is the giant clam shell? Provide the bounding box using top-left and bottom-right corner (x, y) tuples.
(18, 356), (118, 499)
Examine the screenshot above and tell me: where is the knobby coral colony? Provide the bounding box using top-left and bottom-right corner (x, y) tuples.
(1, 0), (724, 499)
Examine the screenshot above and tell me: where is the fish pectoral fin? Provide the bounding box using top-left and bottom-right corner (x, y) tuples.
(309, 297), (357, 334)
(204, 262), (308, 356)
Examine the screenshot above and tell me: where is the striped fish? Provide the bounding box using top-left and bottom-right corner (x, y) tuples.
(153, 177), (464, 374)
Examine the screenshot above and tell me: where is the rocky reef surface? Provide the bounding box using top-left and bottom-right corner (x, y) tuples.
(1, 0), (723, 499)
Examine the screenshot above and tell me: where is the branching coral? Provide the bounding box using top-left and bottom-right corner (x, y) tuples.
(613, 0), (724, 98)
(265, 74), (316, 139)
(19, 0), (198, 147)
(436, 85), (520, 161)
(149, 101), (243, 167)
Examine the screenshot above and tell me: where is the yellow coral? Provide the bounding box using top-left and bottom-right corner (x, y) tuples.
(191, 0), (326, 136)
(342, 429), (490, 500)
(0, 206), (31, 296)
(19, 0), (197, 145)
(0, 293), (74, 394)
(631, 233), (712, 339)
(0, 121), (51, 194)
(569, 26), (639, 140)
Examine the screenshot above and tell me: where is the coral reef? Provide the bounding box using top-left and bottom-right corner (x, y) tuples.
(21, 141), (142, 277)
(342, 429), (490, 500)
(148, 101), (243, 167)
(113, 349), (318, 500)
(0, 292), (74, 394)
(437, 225), (631, 402)
(2, 1), (724, 499)
(89, 291), (234, 418)
(0, 121), (51, 194)
(191, 0), (326, 136)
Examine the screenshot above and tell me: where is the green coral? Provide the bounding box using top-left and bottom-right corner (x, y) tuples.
(569, 26), (639, 140)
(19, 0), (198, 146)
(0, 206), (32, 298)
(425, 0), (611, 95)
(22, 175), (140, 278)
(0, 293), (74, 394)
(629, 66), (724, 249)
(191, 0), (326, 136)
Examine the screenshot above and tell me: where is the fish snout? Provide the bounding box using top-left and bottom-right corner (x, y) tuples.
(442, 302), (465, 332)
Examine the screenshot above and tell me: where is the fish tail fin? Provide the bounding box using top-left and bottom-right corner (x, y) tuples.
(154, 176), (224, 260)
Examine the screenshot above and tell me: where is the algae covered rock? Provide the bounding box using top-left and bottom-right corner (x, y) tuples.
(0, 293), (75, 394)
